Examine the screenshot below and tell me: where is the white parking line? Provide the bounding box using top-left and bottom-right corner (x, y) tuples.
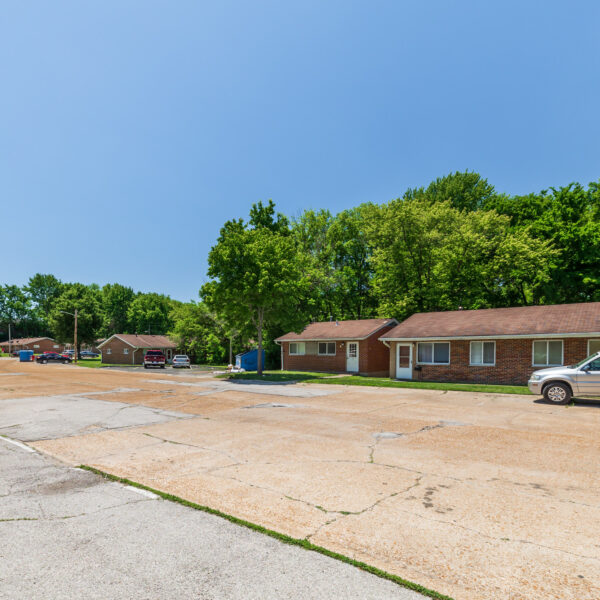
(123, 485), (159, 499)
(0, 435), (35, 452)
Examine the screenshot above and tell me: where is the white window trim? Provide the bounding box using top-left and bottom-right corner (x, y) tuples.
(588, 339), (600, 356)
(532, 339), (563, 367)
(33, 344), (40, 348)
(289, 342), (305, 356)
(469, 341), (496, 367)
(124, 348), (129, 355)
(106, 348), (112, 355)
(318, 342), (336, 356)
(416, 342), (451, 365)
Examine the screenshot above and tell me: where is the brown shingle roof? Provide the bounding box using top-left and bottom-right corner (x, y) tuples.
(276, 318), (397, 342)
(0, 337), (54, 346)
(98, 334), (177, 349)
(381, 303), (600, 340)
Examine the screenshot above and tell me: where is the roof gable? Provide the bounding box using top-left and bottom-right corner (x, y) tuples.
(275, 318), (397, 342)
(381, 303), (600, 340)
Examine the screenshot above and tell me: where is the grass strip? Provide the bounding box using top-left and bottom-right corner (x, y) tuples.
(80, 465), (454, 600)
(221, 371), (530, 394)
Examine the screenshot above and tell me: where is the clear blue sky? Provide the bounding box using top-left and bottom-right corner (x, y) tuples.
(2, 1), (599, 301)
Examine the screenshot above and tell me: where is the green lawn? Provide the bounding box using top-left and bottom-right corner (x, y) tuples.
(221, 370), (530, 394)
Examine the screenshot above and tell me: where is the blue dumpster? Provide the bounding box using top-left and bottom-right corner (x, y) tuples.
(19, 350), (34, 362)
(235, 349), (265, 371)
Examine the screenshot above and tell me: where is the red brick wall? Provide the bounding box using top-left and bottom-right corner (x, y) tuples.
(101, 339), (140, 364)
(388, 337), (594, 385)
(281, 323), (393, 376)
(1, 339), (62, 354)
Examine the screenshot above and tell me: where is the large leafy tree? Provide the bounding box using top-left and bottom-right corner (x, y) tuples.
(369, 199), (556, 319)
(202, 203), (310, 375)
(127, 292), (174, 335)
(168, 302), (230, 364)
(48, 284), (103, 352)
(484, 181), (600, 303)
(101, 283), (135, 335)
(405, 170), (499, 212)
(0, 285), (32, 339)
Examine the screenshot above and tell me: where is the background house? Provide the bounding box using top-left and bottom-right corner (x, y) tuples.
(276, 318), (397, 376)
(97, 334), (177, 365)
(0, 337), (62, 354)
(380, 303), (600, 385)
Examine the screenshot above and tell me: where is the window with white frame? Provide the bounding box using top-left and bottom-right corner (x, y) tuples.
(588, 340), (600, 356)
(417, 342), (450, 364)
(33, 344), (40, 348)
(470, 341), (495, 366)
(289, 342), (305, 355)
(106, 348), (112, 355)
(532, 340), (563, 366)
(124, 348), (129, 355)
(318, 342), (336, 355)
(53, 344), (59, 348)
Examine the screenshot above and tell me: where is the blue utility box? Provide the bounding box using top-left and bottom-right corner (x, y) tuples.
(19, 350), (34, 362)
(235, 349), (265, 371)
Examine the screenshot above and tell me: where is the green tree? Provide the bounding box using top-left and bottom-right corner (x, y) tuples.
(24, 273), (63, 315)
(101, 283), (135, 335)
(48, 284), (103, 352)
(127, 292), (174, 335)
(202, 203), (310, 375)
(406, 170), (499, 212)
(0, 285), (31, 339)
(484, 181), (600, 303)
(169, 302), (230, 364)
(369, 199), (556, 319)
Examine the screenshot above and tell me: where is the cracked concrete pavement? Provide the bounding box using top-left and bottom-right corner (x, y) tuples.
(2, 358), (600, 599)
(0, 440), (420, 600)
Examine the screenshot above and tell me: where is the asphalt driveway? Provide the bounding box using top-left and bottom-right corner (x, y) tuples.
(1, 358), (599, 599)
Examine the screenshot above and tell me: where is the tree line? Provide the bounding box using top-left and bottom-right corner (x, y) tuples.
(203, 171), (600, 373)
(2, 171), (599, 369)
(0, 277), (234, 363)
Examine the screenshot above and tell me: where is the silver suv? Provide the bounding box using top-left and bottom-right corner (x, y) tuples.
(528, 352), (600, 404)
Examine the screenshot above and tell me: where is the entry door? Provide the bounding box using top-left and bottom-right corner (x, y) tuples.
(575, 356), (600, 395)
(346, 342), (359, 372)
(396, 344), (412, 380)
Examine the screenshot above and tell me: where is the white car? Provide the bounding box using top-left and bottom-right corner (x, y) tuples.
(172, 355), (191, 369)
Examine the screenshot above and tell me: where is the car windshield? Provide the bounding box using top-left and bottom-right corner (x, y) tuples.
(570, 353), (600, 368)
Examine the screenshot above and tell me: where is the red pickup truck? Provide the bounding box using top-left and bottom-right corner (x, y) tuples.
(143, 350), (166, 369)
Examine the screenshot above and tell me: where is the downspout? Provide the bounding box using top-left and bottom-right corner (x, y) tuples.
(132, 348), (137, 366)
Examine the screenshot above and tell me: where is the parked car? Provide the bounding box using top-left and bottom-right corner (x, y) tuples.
(528, 351), (600, 404)
(143, 349), (166, 369)
(79, 350), (99, 358)
(172, 355), (191, 369)
(36, 352), (72, 365)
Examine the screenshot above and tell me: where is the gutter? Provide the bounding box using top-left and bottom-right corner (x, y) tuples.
(379, 332), (600, 342)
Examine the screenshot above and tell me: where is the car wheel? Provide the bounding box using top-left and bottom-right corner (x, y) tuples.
(144, 365), (148, 369)
(64, 359), (69, 364)
(42, 360), (48, 364)
(160, 365), (165, 369)
(543, 382), (572, 405)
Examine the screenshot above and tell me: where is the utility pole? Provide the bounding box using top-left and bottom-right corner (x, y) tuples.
(74, 309), (78, 364)
(8, 323), (11, 357)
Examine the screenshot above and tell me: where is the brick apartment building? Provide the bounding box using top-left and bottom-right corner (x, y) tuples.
(275, 318), (397, 376)
(379, 303), (600, 385)
(97, 334), (177, 365)
(0, 337), (62, 354)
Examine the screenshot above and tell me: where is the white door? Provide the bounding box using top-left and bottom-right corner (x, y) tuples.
(346, 342), (359, 372)
(396, 344), (412, 379)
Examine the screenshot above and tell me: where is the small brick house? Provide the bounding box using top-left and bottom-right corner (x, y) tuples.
(379, 303), (600, 385)
(0, 337), (62, 354)
(97, 334), (177, 365)
(275, 318), (397, 376)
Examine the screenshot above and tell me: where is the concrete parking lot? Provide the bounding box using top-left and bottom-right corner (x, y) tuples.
(1, 358), (599, 599)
